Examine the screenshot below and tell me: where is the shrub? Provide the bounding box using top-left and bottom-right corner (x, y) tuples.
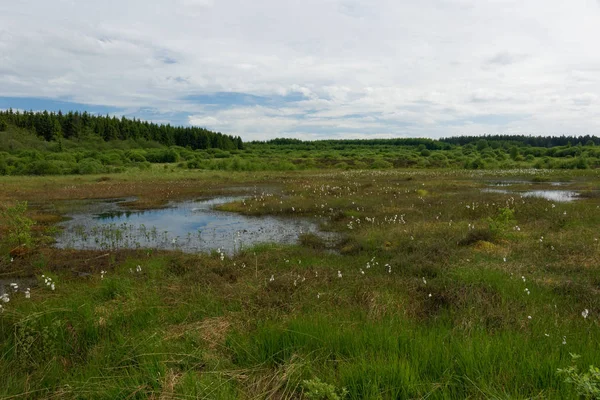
(0, 201), (35, 248)
(487, 207), (516, 239)
(557, 354), (600, 399)
(125, 150), (147, 163)
(303, 378), (348, 400)
(77, 158), (105, 174)
(145, 148), (180, 163)
(26, 160), (62, 175)
(0, 155), (6, 175)
(371, 159), (393, 169)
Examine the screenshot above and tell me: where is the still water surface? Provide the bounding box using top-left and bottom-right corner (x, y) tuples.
(482, 188), (579, 202)
(55, 197), (328, 254)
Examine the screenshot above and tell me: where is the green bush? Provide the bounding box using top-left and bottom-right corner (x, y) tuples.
(487, 207), (516, 239)
(303, 378), (348, 400)
(145, 148), (180, 163)
(26, 160), (62, 175)
(0, 201), (35, 248)
(125, 150), (147, 163)
(557, 354), (600, 399)
(0, 155), (6, 175)
(77, 158), (105, 174)
(371, 159), (393, 169)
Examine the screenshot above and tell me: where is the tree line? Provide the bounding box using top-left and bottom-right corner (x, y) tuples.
(440, 135), (599, 148)
(260, 135), (600, 149)
(0, 109), (243, 151)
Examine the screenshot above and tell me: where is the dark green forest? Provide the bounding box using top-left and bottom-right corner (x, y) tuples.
(1, 109), (600, 175)
(0, 109), (243, 150)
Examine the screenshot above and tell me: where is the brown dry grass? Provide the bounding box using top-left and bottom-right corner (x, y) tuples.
(164, 316), (232, 350)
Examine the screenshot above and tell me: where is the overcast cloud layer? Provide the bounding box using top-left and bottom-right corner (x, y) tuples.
(1, 0), (600, 140)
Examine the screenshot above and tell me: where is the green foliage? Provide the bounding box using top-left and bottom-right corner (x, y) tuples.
(99, 276), (133, 300)
(0, 201), (35, 248)
(303, 378), (348, 400)
(3, 108), (600, 175)
(371, 159), (393, 169)
(0, 119), (7, 132)
(487, 207), (516, 239)
(557, 354), (600, 399)
(145, 148), (180, 163)
(0, 154), (7, 175)
(14, 316), (65, 368)
(0, 109), (242, 150)
(77, 158), (105, 174)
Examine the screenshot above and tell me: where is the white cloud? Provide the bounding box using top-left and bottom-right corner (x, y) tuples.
(1, 0), (599, 139)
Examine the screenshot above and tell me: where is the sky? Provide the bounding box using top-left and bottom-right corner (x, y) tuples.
(1, 0), (600, 141)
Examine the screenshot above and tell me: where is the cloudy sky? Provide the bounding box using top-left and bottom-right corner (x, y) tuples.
(1, 0), (599, 140)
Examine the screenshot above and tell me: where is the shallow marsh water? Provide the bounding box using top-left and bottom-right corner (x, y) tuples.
(54, 197), (331, 254)
(482, 188), (579, 202)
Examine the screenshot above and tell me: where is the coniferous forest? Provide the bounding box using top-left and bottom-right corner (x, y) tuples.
(0, 109), (243, 150)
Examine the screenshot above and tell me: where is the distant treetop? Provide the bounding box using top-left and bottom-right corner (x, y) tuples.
(0, 109), (243, 151)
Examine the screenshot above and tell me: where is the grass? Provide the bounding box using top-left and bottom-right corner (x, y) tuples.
(1, 168), (599, 398)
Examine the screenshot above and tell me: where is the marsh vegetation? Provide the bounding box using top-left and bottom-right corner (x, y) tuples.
(1, 167), (599, 399)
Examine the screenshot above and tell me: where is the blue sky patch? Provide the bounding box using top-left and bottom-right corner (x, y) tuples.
(0, 97), (122, 115)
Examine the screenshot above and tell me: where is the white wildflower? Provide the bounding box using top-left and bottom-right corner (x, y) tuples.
(582, 309), (589, 319)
